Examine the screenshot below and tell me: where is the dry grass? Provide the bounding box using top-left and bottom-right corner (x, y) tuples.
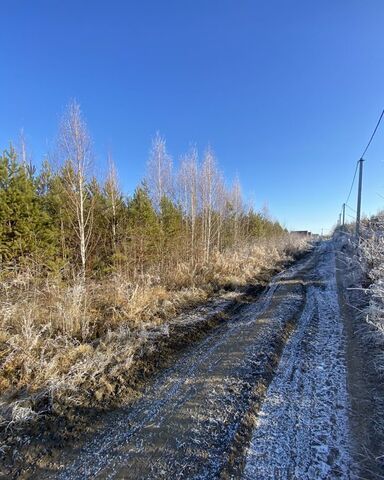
(0, 234), (309, 427)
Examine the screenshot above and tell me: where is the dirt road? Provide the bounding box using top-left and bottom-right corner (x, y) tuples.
(242, 242), (353, 479)
(34, 242), (357, 479)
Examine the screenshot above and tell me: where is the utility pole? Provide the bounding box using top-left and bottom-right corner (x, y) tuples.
(342, 203), (345, 229)
(355, 158), (364, 238)
(338, 213), (341, 227)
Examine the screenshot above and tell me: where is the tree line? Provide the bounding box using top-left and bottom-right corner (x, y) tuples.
(0, 101), (284, 282)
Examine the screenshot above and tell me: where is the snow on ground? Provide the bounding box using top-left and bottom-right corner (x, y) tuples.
(243, 243), (355, 479)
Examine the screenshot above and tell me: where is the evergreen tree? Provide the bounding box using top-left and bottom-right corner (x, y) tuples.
(0, 147), (58, 268)
(159, 195), (184, 262)
(126, 185), (161, 276)
(87, 176), (109, 273)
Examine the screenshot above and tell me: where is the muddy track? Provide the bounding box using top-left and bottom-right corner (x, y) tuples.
(24, 244), (330, 479)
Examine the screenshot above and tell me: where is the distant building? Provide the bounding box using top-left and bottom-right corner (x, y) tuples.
(291, 230), (312, 237)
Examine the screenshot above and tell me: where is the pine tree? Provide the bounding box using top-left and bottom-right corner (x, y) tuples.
(87, 176), (109, 273)
(159, 195), (184, 261)
(0, 147), (58, 268)
(126, 185), (161, 277)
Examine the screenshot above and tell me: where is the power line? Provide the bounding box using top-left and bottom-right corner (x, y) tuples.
(341, 109), (384, 234)
(356, 109), (384, 236)
(345, 203), (356, 213)
(345, 160), (359, 205)
(345, 109), (384, 206)
(361, 109), (384, 159)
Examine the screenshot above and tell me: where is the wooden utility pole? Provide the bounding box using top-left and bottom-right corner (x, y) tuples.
(355, 158), (364, 238)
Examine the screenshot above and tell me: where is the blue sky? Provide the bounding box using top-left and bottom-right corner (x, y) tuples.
(1, 0), (384, 233)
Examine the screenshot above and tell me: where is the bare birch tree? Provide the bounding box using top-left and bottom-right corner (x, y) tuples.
(214, 174), (227, 252)
(58, 100), (94, 280)
(146, 132), (172, 211)
(19, 129), (28, 167)
(105, 153), (120, 254)
(178, 147), (198, 264)
(200, 147), (220, 262)
(18, 129), (35, 177)
(230, 176), (243, 245)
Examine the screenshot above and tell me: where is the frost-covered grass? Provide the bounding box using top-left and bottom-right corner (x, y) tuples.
(0, 234), (309, 430)
(359, 218), (384, 400)
(340, 216), (384, 391)
(336, 216), (384, 444)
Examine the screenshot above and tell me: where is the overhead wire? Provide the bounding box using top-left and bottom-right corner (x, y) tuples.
(345, 161), (359, 205)
(345, 203), (356, 213)
(360, 109), (384, 159)
(343, 109), (384, 214)
(339, 109), (384, 228)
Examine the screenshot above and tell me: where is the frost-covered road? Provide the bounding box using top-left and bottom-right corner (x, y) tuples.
(243, 242), (354, 479)
(34, 242), (355, 479)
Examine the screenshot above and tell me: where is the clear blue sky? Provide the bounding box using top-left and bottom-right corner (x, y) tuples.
(1, 1), (384, 234)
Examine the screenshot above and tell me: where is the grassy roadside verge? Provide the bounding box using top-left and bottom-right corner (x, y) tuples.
(335, 229), (384, 477)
